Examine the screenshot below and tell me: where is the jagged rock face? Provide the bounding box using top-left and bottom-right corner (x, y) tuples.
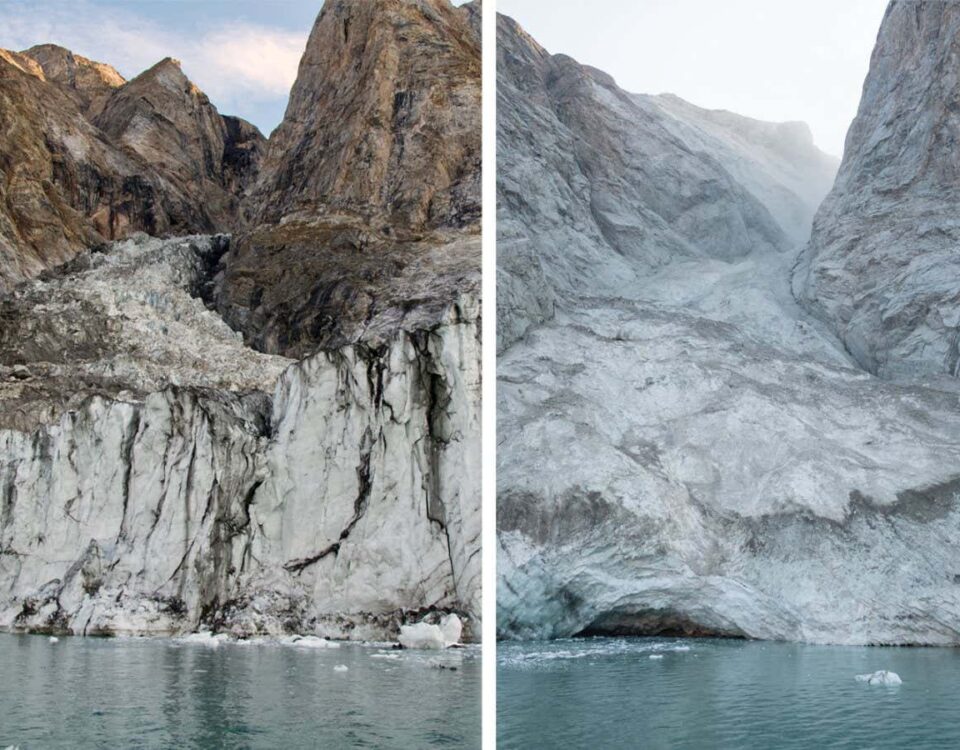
(0, 235), (480, 639)
(251, 0), (480, 231)
(21, 43), (124, 117)
(495, 13), (837, 351)
(217, 0), (481, 357)
(796, 0), (960, 379)
(95, 59), (264, 232)
(497, 12), (960, 645)
(0, 49), (262, 292)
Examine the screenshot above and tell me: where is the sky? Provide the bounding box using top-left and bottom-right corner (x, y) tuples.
(499, 0), (889, 157)
(0, 0), (322, 136)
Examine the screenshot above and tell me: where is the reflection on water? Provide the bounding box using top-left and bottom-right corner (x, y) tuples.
(0, 633), (479, 748)
(498, 636), (960, 749)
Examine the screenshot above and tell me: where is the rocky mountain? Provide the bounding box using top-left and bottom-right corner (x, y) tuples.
(495, 13), (837, 351)
(20, 43), (124, 117)
(795, 0), (960, 380)
(216, 0), (481, 358)
(0, 45), (263, 293)
(497, 9), (960, 645)
(0, 0), (480, 640)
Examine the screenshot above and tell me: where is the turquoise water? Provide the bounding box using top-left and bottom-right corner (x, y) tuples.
(0, 633), (479, 748)
(498, 637), (960, 749)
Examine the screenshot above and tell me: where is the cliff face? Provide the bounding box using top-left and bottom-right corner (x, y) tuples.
(796, 0), (960, 380)
(0, 0), (480, 640)
(497, 10), (960, 646)
(0, 47), (263, 293)
(216, 0), (481, 358)
(250, 0), (480, 231)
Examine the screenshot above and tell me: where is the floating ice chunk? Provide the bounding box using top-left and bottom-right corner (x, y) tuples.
(649, 654), (663, 660)
(370, 652), (402, 660)
(440, 614), (463, 645)
(333, 665), (349, 672)
(178, 631), (230, 647)
(48, 636), (59, 643)
(856, 670), (902, 686)
(289, 635), (340, 649)
(399, 614), (463, 650)
(671, 645), (691, 652)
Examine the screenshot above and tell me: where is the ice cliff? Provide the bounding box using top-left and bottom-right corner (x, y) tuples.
(497, 4), (960, 646)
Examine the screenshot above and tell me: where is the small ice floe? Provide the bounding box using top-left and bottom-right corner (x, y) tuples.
(649, 654), (663, 660)
(671, 645), (691, 652)
(370, 652), (402, 660)
(178, 631), (231, 647)
(427, 658), (460, 671)
(286, 635), (340, 650)
(49, 636), (59, 643)
(398, 614), (463, 650)
(856, 670), (902, 686)
(333, 665), (349, 673)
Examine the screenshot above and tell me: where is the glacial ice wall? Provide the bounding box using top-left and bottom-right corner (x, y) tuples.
(0, 235), (480, 640)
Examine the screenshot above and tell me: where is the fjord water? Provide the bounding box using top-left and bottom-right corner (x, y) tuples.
(498, 637), (960, 749)
(0, 634), (479, 748)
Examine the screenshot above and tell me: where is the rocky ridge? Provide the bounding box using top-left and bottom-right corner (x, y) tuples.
(497, 7), (960, 646)
(495, 12), (837, 352)
(0, 0), (480, 640)
(0, 44), (263, 293)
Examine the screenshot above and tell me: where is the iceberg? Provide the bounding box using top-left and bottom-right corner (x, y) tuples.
(398, 614), (463, 650)
(855, 670), (902, 686)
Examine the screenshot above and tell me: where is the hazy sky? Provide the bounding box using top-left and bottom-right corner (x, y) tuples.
(0, 0), (320, 136)
(500, 0), (889, 157)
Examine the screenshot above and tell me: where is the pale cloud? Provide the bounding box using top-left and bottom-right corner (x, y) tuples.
(0, 0), (307, 131)
(195, 24), (305, 101)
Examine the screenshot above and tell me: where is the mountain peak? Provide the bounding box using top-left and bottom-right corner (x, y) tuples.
(19, 43), (124, 114)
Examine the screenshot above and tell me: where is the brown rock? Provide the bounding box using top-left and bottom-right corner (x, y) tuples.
(95, 58), (264, 232)
(0, 49), (263, 292)
(21, 43), (124, 117)
(217, 0), (481, 357)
